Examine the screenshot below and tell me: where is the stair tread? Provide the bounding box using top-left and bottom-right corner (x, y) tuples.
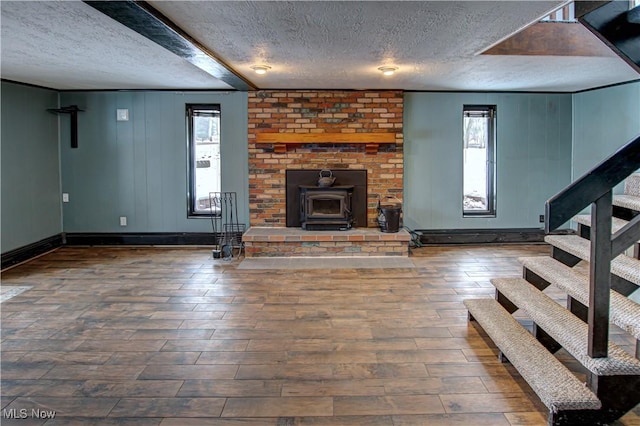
(491, 277), (640, 376)
(625, 174), (640, 198)
(464, 298), (601, 412)
(520, 256), (640, 340)
(573, 214), (630, 234)
(614, 194), (640, 212)
(544, 234), (640, 286)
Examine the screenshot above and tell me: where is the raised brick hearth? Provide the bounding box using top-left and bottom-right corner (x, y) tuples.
(243, 227), (411, 257)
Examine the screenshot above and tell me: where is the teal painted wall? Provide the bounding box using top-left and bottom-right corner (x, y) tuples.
(4, 82), (635, 250)
(572, 81), (640, 187)
(403, 92), (573, 230)
(1, 82), (61, 253)
(59, 91), (248, 232)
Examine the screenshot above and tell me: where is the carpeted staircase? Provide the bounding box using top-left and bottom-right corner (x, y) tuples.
(573, 173), (640, 260)
(465, 164), (640, 424)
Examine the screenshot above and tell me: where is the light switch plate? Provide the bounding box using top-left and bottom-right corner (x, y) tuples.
(116, 109), (129, 121)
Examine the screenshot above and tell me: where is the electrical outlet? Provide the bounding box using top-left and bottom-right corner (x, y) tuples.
(539, 214), (545, 223)
(62, 193), (69, 203)
(119, 216), (127, 226)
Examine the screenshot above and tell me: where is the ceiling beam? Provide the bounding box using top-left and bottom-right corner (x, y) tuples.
(84, 0), (256, 91)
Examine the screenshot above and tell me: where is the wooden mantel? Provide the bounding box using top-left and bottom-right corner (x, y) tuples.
(255, 132), (397, 154)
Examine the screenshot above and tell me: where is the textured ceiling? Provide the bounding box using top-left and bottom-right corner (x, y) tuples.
(0, 1), (231, 90)
(1, 1), (638, 92)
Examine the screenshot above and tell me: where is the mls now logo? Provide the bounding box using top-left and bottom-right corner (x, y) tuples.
(3, 408), (56, 419)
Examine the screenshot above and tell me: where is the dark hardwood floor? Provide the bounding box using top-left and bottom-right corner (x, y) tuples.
(1, 244), (638, 425)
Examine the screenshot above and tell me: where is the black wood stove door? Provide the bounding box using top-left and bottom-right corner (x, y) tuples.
(299, 186), (354, 230)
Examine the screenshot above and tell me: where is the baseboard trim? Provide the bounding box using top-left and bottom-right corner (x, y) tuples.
(416, 228), (574, 245)
(1, 234), (65, 270)
(2, 229), (571, 268)
(64, 232), (217, 246)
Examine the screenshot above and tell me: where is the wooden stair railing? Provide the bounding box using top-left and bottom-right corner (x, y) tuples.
(545, 134), (640, 357)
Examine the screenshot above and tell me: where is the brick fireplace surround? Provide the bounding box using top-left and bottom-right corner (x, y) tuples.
(244, 90), (410, 257)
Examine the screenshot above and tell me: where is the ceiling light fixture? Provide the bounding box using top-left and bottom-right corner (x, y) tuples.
(378, 66), (398, 76)
(251, 65), (271, 75)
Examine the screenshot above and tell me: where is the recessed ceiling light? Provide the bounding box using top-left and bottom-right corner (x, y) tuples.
(378, 66), (398, 76)
(251, 65), (271, 75)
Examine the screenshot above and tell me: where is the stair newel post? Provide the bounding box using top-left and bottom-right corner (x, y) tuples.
(588, 190), (613, 358)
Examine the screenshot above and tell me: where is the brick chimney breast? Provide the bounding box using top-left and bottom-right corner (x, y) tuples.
(248, 90), (403, 228)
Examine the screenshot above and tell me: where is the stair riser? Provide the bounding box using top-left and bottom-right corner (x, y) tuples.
(496, 291), (518, 314)
(611, 275), (639, 296)
(587, 374), (640, 414)
(551, 409), (630, 426)
(551, 246), (581, 267)
(568, 297), (588, 321)
(613, 205), (639, 221)
(533, 323), (562, 353)
(523, 268), (553, 291)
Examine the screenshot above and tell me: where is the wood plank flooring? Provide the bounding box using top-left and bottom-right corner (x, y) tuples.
(1, 244), (639, 425)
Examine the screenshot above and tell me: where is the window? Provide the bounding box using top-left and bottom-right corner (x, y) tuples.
(463, 105), (496, 217)
(187, 104), (221, 217)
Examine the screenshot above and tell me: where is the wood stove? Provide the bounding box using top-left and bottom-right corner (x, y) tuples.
(299, 185), (354, 230)
(285, 169), (367, 229)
